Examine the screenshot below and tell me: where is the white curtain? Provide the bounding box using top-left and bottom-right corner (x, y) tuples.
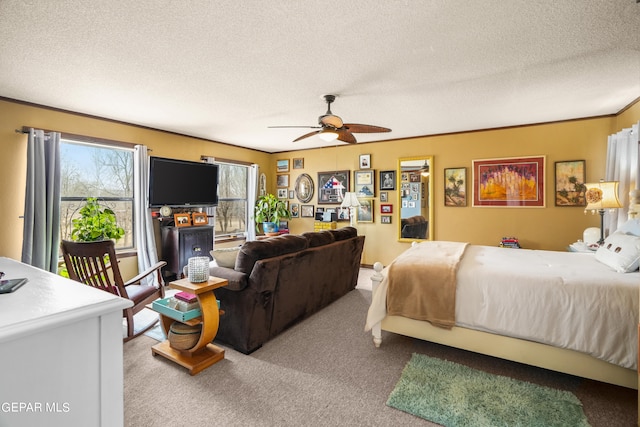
(22, 129), (61, 273)
(605, 121), (640, 234)
(246, 164), (258, 241)
(134, 145), (161, 285)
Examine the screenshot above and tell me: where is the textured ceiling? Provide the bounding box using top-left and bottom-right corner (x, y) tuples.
(1, 1), (639, 153)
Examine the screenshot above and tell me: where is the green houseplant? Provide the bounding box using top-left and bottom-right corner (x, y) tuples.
(71, 197), (125, 242)
(254, 193), (291, 234)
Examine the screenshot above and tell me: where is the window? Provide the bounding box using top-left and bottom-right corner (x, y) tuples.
(60, 139), (135, 249)
(214, 162), (248, 239)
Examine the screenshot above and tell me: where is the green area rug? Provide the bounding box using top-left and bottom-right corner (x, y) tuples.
(387, 353), (590, 427)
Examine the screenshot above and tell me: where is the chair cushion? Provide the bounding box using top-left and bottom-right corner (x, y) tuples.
(125, 284), (160, 304)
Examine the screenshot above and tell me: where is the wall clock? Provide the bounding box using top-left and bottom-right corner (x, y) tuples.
(295, 173), (314, 203)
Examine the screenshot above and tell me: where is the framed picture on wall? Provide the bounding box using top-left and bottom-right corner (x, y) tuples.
(293, 158), (304, 169)
(354, 170), (375, 197)
(380, 170), (395, 190)
(301, 204), (314, 217)
(444, 167), (467, 207)
(277, 159), (290, 172)
(357, 199), (374, 223)
(359, 154), (371, 169)
(554, 160), (586, 207)
(472, 156), (545, 207)
(317, 170), (350, 204)
(277, 174), (289, 188)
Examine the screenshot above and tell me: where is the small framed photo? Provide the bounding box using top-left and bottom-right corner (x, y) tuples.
(289, 190), (295, 199)
(277, 174), (289, 188)
(192, 212), (208, 226)
(290, 203), (299, 218)
(293, 158), (304, 169)
(174, 213), (191, 227)
(338, 207), (350, 221)
(277, 188), (288, 199)
(380, 204), (393, 214)
(357, 199), (374, 223)
(380, 191), (388, 202)
(301, 204), (314, 218)
(359, 154), (371, 169)
(277, 159), (290, 173)
(380, 170), (395, 190)
(555, 160), (586, 207)
(381, 216), (392, 224)
(445, 167), (467, 207)
(354, 170), (375, 197)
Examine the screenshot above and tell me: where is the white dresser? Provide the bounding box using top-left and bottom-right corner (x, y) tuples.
(0, 257), (132, 427)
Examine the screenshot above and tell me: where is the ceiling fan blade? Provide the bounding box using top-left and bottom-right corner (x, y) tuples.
(268, 125), (321, 129)
(336, 129), (357, 144)
(343, 123), (391, 134)
(293, 130), (321, 142)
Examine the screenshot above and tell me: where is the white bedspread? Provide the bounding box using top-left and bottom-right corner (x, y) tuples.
(366, 243), (640, 370)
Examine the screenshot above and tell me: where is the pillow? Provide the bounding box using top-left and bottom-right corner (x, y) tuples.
(594, 233), (640, 273)
(210, 247), (241, 268)
(615, 219), (640, 237)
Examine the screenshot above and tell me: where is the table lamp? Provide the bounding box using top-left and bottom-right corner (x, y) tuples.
(584, 180), (622, 245)
(341, 192), (361, 227)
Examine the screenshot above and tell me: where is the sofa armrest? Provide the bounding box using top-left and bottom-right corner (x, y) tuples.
(209, 266), (249, 291)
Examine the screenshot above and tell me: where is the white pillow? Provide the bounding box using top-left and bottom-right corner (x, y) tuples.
(210, 247), (240, 268)
(595, 233), (640, 273)
(615, 219), (640, 237)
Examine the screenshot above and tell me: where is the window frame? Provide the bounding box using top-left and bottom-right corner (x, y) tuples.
(212, 159), (251, 241)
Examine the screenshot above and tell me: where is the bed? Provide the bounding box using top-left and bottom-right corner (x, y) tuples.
(365, 226), (640, 390)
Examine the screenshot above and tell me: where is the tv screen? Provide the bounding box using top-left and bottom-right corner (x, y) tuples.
(148, 157), (219, 207)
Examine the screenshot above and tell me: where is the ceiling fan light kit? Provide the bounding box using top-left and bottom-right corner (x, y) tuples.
(270, 94), (391, 144)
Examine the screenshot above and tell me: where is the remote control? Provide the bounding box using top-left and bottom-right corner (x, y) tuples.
(0, 278), (28, 294)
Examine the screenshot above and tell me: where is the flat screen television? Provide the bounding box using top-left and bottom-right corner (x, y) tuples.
(148, 156), (219, 207)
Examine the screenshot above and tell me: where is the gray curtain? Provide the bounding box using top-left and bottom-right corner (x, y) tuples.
(22, 129), (61, 272)
(134, 145), (161, 285)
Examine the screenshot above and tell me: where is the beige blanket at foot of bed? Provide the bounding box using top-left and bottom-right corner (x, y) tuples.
(386, 241), (468, 329)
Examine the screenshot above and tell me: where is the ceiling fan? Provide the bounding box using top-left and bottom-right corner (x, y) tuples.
(269, 95), (391, 144)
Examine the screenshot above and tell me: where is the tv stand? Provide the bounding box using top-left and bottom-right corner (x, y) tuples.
(161, 226), (214, 279)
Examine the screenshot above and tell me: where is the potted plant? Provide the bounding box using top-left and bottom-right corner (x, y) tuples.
(71, 197), (125, 242)
(254, 193), (291, 235)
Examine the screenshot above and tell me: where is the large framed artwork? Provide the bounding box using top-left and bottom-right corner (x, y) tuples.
(317, 170), (350, 204)
(554, 160), (586, 207)
(472, 156), (545, 207)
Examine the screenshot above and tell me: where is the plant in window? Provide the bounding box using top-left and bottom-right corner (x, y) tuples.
(254, 193), (291, 234)
(71, 197), (125, 242)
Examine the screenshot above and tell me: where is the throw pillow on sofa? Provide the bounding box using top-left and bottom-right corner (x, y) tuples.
(211, 247), (241, 268)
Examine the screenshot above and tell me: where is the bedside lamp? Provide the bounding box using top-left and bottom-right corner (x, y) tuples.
(584, 180), (622, 245)
(341, 192), (361, 227)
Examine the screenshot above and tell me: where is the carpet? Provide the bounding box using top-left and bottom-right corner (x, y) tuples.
(387, 353), (591, 427)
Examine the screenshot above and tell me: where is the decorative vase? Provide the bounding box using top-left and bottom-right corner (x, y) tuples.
(262, 221), (278, 234)
(187, 256), (209, 283)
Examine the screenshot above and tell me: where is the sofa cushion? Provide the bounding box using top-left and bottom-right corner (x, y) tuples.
(328, 226), (357, 241)
(210, 247), (241, 268)
(301, 230), (335, 248)
(235, 234), (309, 274)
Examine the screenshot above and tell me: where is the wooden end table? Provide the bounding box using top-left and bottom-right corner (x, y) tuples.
(150, 276), (228, 375)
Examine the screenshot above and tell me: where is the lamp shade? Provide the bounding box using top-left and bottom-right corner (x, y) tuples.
(319, 129), (339, 142)
(584, 181), (622, 211)
(340, 192), (361, 208)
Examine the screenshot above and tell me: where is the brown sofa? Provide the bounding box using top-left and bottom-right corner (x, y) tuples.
(401, 215), (427, 239)
(208, 226), (365, 354)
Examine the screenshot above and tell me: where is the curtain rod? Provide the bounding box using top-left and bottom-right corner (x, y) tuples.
(15, 126), (138, 149)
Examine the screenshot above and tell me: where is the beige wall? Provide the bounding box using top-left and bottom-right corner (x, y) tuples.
(1, 98), (639, 266)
